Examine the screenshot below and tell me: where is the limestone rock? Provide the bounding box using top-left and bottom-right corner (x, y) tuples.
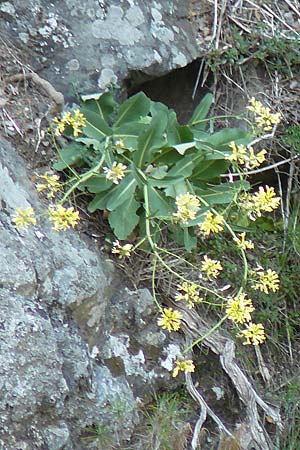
(0, 1), (200, 93)
(0, 136), (182, 448)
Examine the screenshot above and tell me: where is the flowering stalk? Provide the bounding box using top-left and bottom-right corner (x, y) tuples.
(60, 138), (110, 204)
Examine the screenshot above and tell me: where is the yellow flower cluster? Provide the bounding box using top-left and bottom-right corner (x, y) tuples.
(36, 172), (62, 199)
(13, 207), (37, 229)
(241, 185), (280, 219)
(227, 141), (267, 169)
(111, 240), (133, 259)
(48, 205), (80, 231)
(173, 193), (200, 224)
(103, 162), (127, 184)
(175, 282), (202, 309)
(157, 307), (182, 332)
(239, 322), (266, 345)
(247, 97), (281, 131)
(172, 359), (195, 378)
(198, 211), (224, 236)
(233, 232), (254, 250)
(201, 255), (223, 280)
(53, 109), (87, 137)
(251, 268), (280, 294)
(226, 293), (255, 324)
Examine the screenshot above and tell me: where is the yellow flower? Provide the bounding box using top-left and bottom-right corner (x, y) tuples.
(103, 161), (127, 184)
(175, 282), (202, 309)
(111, 240), (133, 259)
(13, 207), (37, 229)
(198, 211), (224, 236)
(157, 307), (182, 332)
(172, 359), (195, 378)
(234, 232), (254, 250)
(252, 185), (280, 213)
(48, 205), (80, 231)
(227, 141), (267, 169)
(71, 109), (87, 137)
(36, 172), (62, 199)
(173, 193), (200, 224)
(245, 148), (267, 169)
(247, 97), (281, 132)
(226, 293), (255, 324)
(251, 268), (280, 294)
(239, 322), (266, 345)
(53, 109), (86, 137)
(201, 255), (223, 280)
(240, 185), (280, 219)
(227, 141), (248, 165)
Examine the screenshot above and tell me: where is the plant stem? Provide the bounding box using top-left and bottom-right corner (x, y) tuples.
(183, 314), (229, 354)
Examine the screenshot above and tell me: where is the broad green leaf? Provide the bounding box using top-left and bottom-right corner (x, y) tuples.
(81, 91), (117, 122)
(106, 173), (137, 211)
(76, 137), (102, 151)
(148, 186), (173, 217)
(168, 124), (194, 146)
(148, 176), (185, 188)
(150, 101), (170, 117)
(53, 143), (86, 170)
(164, 180), (188, 198)
(114, 92), (151, 127)
(183, 228), (197, 251)
(134, 112), (168, 168)
(80, 108), (112, 140)
(191, 160), (229, 180)
(149, 166), (168, 179)
(172, 142), (196, 155)
(203, 128), (251, 147)
(194, 181), (248, 204)
(166, 154), (197, 179)
(188, 93), (214, 129)
(108, 197), (140, 239)
(80, 175), (112, 193)
(152, 147), (182, 166)
(112, 122), (148, 150)
(88, 185), (119, 212)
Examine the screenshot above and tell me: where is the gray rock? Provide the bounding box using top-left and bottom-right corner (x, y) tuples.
(0, 1), (200, 93)
(0, 136), (182, 448)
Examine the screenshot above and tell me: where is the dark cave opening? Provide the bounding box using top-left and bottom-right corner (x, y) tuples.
(126, 59), (212, 124)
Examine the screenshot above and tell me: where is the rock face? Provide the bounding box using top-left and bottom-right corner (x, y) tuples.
(0, 0), (200, 93)
(0, 137), (182, 449)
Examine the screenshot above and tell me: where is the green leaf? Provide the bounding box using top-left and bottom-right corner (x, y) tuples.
(106, 173), (137, 211)
(183, 228), (197, 251)
(53, 143), (86, 170)
(108, 197), (140, 239)
(203, 128), (251, 147)
(75, 137), (102, 151)
(87, 185), (119, 212)
(80, 175), (112, 193)
(191, 160), (229, 180)
(148, 186), (173, 217)
(80, 108), (112, 140)
(194, 181), (248, 204)
(81, 91), (117, 122)
(166, 155), (196, 179)
(114, 92), (151, 127)
(112, 122), (148, 150)
(149, 166), (168, 179)
(188, 93), (214, 129)
(134, 112), (168, 168)
(172, 142), (196, 155)
(150, 101), (170, 117)
(164, 180), (188, 198)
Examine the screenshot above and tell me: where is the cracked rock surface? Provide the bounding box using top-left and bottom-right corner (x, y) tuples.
(0, 137), (182, 449)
